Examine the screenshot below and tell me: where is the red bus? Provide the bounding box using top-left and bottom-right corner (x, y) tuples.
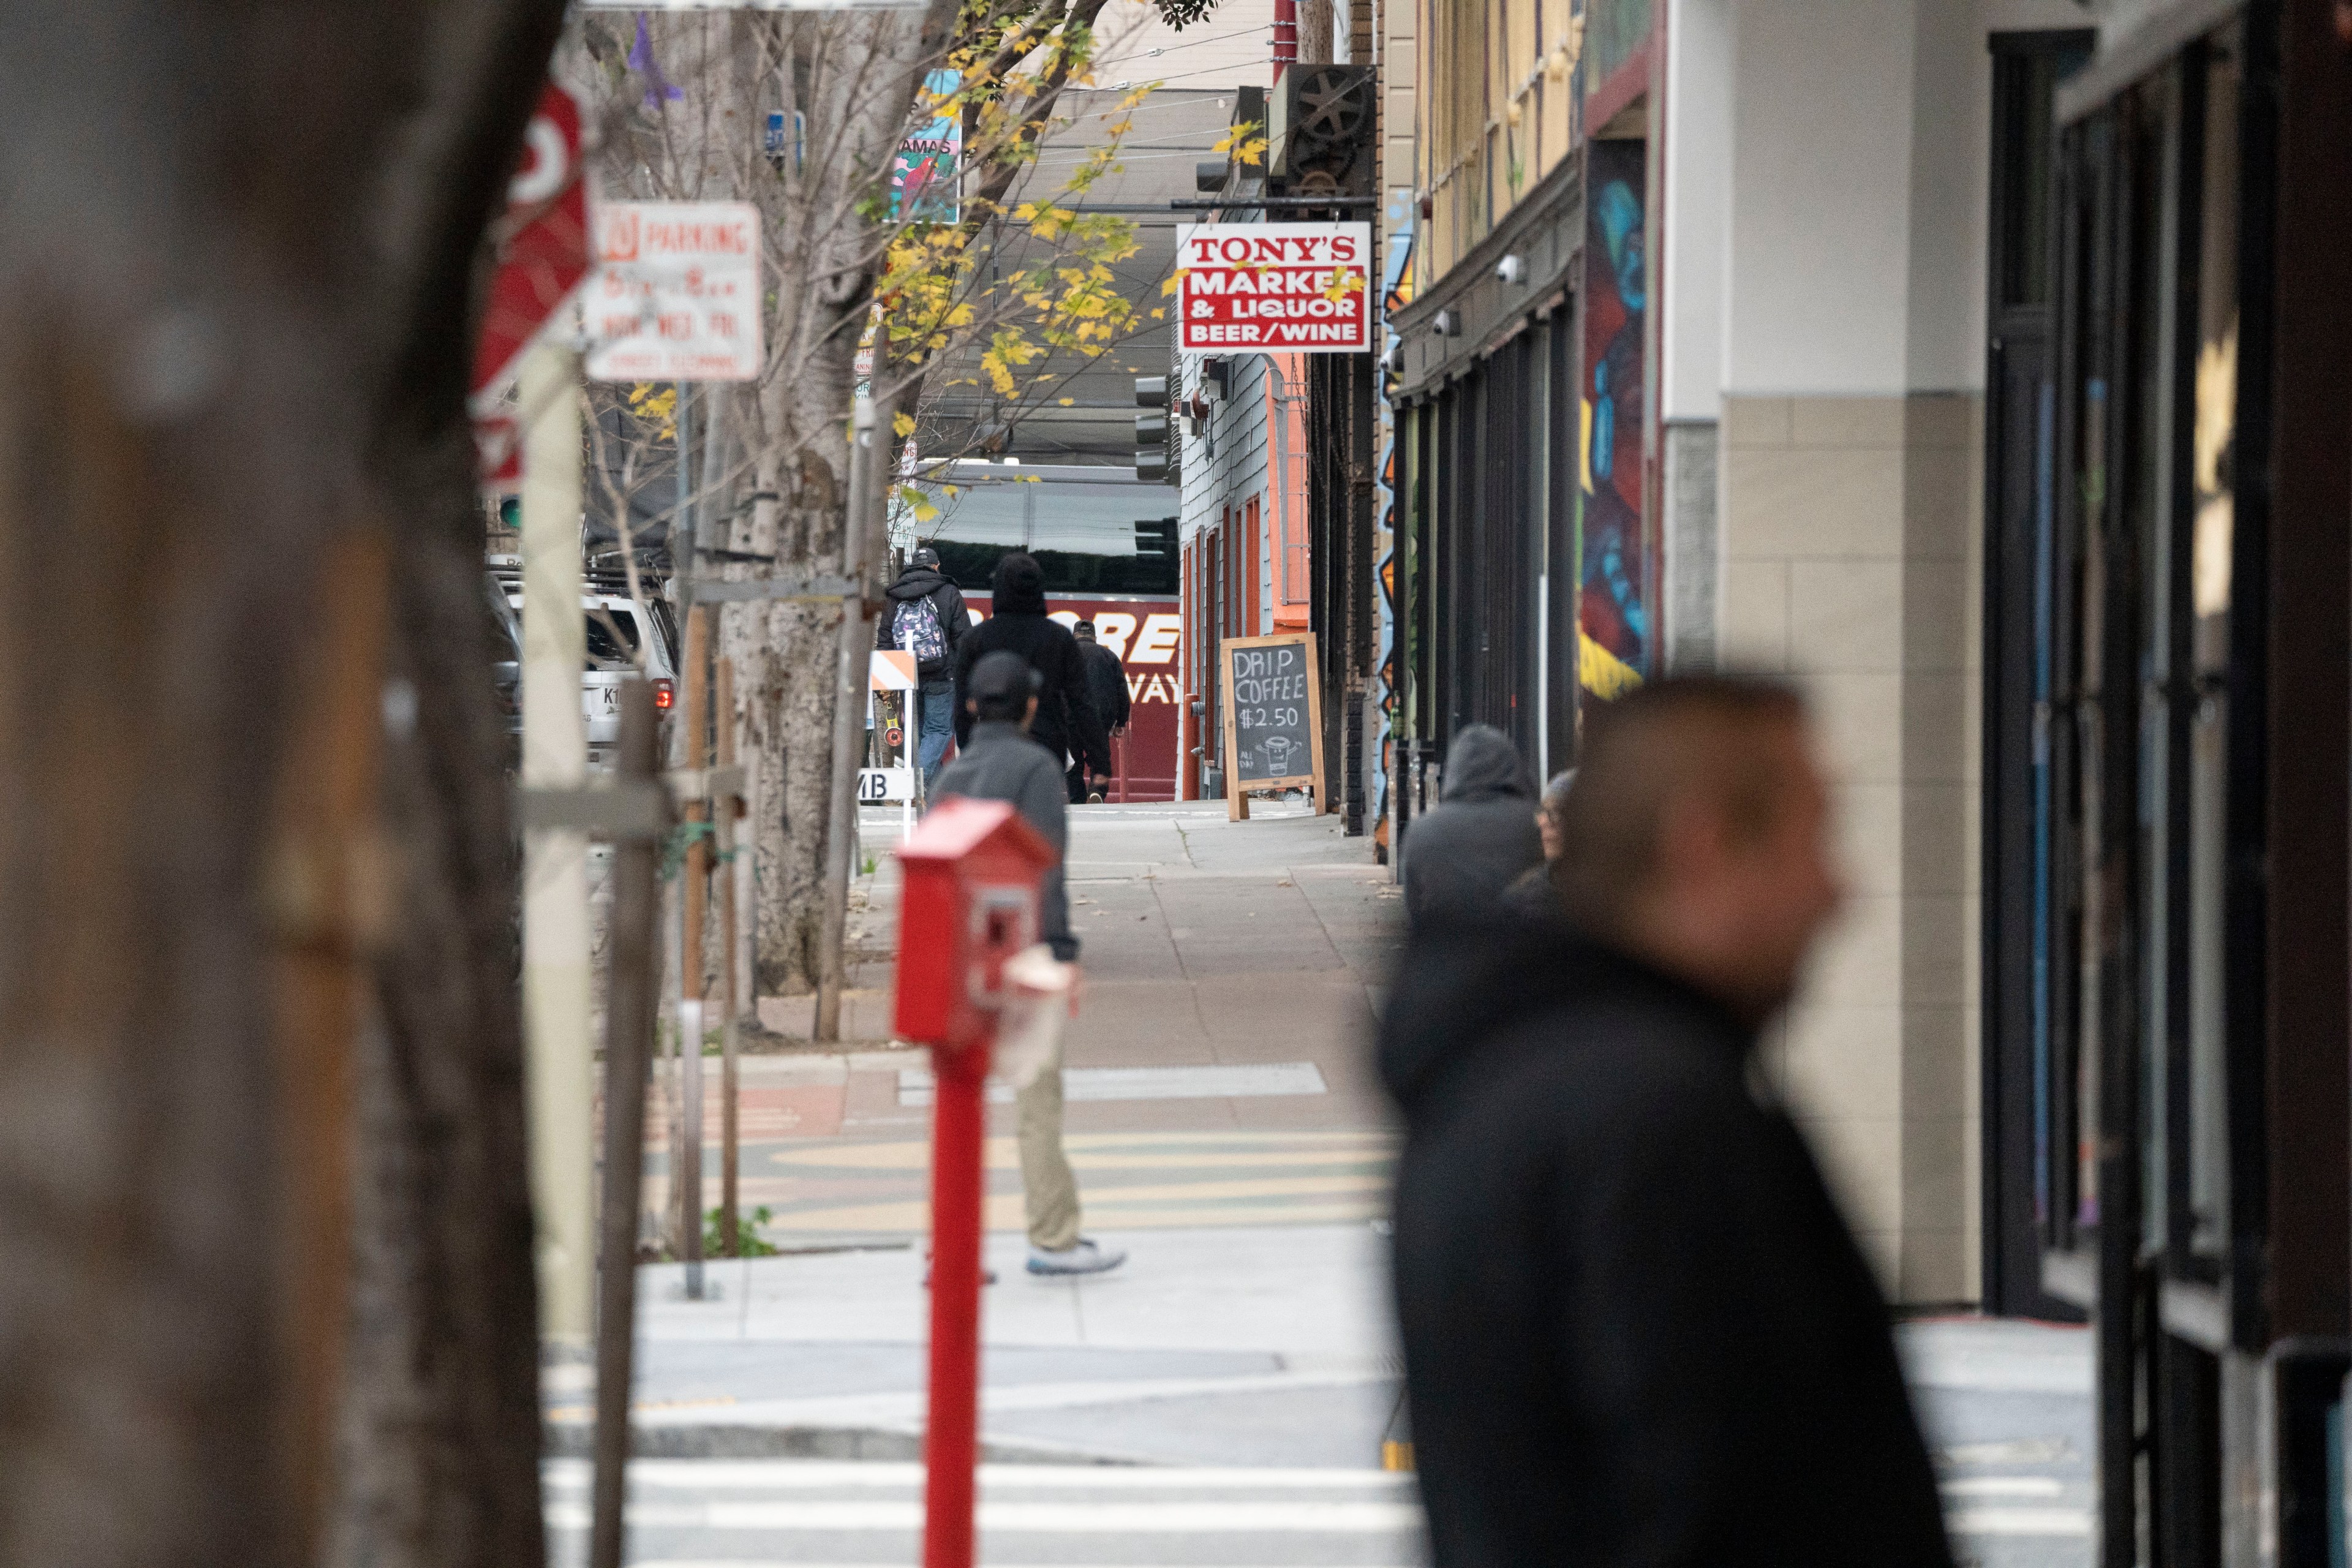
(910, 462), (1182, 801)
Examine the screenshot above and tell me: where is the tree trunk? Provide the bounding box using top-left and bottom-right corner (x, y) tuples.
(706, 8), (954, 1010)
(0, 6), (562, 1566)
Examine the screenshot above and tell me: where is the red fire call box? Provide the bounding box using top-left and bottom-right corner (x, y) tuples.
(893, 799), (1055, 1052)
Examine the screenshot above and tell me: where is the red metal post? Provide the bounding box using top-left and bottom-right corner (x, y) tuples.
(923, 1034), (992, 1568)
(1272, 0), (1296, 79)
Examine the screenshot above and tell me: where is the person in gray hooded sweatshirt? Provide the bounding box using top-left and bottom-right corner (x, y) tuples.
(1403, 725), (1545, 929)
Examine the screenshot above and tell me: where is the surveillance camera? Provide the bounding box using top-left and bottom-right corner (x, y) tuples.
(1496, 254), (1525, 285)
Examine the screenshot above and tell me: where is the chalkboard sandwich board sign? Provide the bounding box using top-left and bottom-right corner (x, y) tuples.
(1218, 631), (1327, 821)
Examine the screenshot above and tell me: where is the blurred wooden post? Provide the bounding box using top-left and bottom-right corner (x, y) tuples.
(717, 657), (742, 1257)
(592, 683), (663, 1568)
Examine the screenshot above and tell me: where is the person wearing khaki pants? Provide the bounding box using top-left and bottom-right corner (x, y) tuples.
(929, 649), (1126, 1278)
(1014, 1036), (1080, 1253)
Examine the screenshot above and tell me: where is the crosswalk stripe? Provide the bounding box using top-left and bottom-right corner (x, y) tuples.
(897, 1063), (1330, 1106)
(542, 1460), (1411, 1491)
(1947, 1507), (2092, 1537)
(543, 1499), (1423, 1532)
(1939, 1476), (2064, 1498)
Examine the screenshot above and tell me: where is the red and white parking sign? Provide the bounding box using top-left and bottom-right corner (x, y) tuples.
(586, 201), (763, 382)
(1175, 222), (1373, 353)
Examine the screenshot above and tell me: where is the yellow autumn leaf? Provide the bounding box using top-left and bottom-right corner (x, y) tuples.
(893, 412), (918, 439)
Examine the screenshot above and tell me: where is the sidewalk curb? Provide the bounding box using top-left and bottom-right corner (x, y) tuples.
(542, 1422), (1145, 1466)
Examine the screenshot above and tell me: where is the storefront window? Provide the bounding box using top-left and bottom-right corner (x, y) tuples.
(2184, 42), (2239, 1265)
(2126, 70), (2184, 1259)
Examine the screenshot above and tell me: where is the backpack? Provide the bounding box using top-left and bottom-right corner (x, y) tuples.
(893, 594), (948, 671)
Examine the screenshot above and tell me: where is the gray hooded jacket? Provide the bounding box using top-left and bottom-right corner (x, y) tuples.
(930, 720), (1077, 961)
(1402, 725), (1545, 930)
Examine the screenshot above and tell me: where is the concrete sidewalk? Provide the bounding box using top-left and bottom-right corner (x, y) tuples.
(565, 1221), (1401, 1469)
(755, 801), (1401, 1043)
(556, 1230), (2095, 1566)
(647, 802), (1404, 1247)
(593, 797), (2095, 1564)
(584, 799), (1412, 1467)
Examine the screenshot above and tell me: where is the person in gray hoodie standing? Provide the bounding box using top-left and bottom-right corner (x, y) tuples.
(929, 650), (1126, 1278)
(1402, 725), (1545, 929)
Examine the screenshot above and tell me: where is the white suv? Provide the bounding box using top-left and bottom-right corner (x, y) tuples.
(581, 594), (679, 766)
(493, 567), (679, 767)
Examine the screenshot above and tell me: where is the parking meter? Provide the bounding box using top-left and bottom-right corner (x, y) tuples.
(892, 799), (1054, 1568)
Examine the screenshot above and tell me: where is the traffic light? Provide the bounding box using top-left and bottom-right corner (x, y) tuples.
(1134, 375), (1170, 483)
(1135, 516), (1178, 561)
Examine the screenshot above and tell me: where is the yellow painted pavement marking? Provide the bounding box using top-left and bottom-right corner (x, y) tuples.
(745, 1128), (1397, 1235)
(769, 1136), (1395, 1173)
(764, 1196), (1387, 1233)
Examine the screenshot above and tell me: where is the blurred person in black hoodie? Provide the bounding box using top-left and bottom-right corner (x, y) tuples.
(952, 552), (1110, 791)
(1069, 619), (1131, 802)
(1380, 675), (1954, 1568)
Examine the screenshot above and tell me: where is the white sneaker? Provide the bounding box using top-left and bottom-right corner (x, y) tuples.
(1027, 1238), (1126, 1276)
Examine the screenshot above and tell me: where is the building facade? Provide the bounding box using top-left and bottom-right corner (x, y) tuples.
(1984, 1), (2352, 1560)
(1381, 0), (2352, 1556)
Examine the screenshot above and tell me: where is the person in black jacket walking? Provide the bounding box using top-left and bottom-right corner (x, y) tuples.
(952, 552), (1110, 788)
(1069, 619), (1131, 802)
(1382, 675), (1954, 1568)
(876, 546), (971, 793)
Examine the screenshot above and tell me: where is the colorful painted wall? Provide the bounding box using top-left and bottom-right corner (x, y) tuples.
(1579, 137), (1649, 698)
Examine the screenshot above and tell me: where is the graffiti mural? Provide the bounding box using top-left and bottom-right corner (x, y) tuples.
(1583, 0), (1655, 94)
(1580, 138), (1648, 698)
(1371, 203), (1414, 853)
(891, 69), (962, 223)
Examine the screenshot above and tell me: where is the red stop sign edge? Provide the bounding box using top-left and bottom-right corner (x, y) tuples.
(472, 82), (592, 410)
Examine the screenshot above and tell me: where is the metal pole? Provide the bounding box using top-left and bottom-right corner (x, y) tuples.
(717, 657), (741, 1258)
(519, 339), (595, 1350)
(923, 1034), (992, 1568)
(671, 382), (698, 1267)
(590, 684), (663, 1568)
(679, 606), (710, 1298)
(815, 395), (880, 1040)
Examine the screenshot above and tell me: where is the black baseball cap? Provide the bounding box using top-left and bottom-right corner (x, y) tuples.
(967, 650), (1042, 712)
(911, 546), (941, 568)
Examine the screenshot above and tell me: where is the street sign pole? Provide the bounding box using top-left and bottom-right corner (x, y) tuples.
(519, 337), (595, 1349)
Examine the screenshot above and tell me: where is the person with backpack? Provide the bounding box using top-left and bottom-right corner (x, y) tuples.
(877, 546), (972, 792)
